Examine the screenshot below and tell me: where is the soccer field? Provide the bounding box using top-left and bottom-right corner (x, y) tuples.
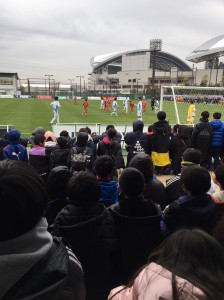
(0, 98), (224, 137)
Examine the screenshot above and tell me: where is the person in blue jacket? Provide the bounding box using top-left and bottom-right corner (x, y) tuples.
(3, 129), (28, 162)
(208, 112), (224, 170)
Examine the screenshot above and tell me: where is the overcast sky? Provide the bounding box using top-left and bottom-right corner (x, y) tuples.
(0, 0), (223, 83)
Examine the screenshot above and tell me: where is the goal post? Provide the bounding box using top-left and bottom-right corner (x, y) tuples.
(160, 86), (224, 125)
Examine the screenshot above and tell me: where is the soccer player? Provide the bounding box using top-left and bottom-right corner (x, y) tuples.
(136, 97), (143, 120)
(154, 99), (159, 114)
(100, 97), (104, 110)
(187, 100), (196, 124)
(111, 97), (118, 116)
(82, 98), (89, 116)
(50, 96), (61, 124)
(130, 100), (134, 114)
(142, 99), (147, 113)
(122, 96), (129, 114)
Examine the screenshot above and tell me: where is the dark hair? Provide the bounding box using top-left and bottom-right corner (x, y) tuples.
(94, 155), (114, 178)
(182, 148), (201, 164)
(56, 136), (68, 148)
(147, 229), (224, 299)
(60, 130), (69, 138)
(119, 167), (145, 197)
(201, 111), (210, 119)
(213, 112), (221, 119)
(177, 125), (190, 140)
(129, 153), (154, 182)
(107, 128), (117, 139)
(47, 166), (72, 199)
(79, 127), (88, 133)
(157, 111), (166, 121)
(0, 161), (48, 241)
(173, 124), (180, 133)
(54, 96), (58, 100)
(181, 166), (211, 195)
(33, 134), (45, 146)
(214, 163), (224, 189)
(76, 132), (88, 147)
(106, 124), (115, 131)
(85, 126), (91, 134)
(68, 171), (100, 206)
(111, 229), (224, 300)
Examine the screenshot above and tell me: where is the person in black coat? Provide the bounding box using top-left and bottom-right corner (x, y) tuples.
(0, 161), (85, 300)
(191, 111), (213, 168)
(129, 153), (167, 210)
(109, 168), (162, 284)
(169, 125), (191, 175)
(163, 166), (218, 235)
(53, 171), (117, 300)
(49, 136), (70, 170)
(124, 120), (148, 166)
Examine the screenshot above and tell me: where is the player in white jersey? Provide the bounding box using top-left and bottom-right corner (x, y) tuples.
(136, 97), (143, 120)
(122, 96), (129, 114)
(50, 96), (61, 124)
(110, 97), (119, 116)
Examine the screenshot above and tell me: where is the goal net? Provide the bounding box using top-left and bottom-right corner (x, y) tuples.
(160, 86), (224, 125)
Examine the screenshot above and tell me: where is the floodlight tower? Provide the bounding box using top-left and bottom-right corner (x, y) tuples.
(76, 76), (84, 96)
(45, 75), (53, 95)
(150, 39), (162, 94)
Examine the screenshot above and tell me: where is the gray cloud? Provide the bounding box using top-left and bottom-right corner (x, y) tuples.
(0, 0), (223, 81)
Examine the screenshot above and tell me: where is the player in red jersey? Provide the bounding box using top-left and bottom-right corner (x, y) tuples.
(142, 99), (147, 113)
(129, 100), (134, 114)
(82, 99), (89, 116)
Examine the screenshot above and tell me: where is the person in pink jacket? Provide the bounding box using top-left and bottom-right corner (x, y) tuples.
(108, 229), (224, 300)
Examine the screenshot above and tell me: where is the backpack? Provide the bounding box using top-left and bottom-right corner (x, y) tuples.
(70, 147), (90, 174)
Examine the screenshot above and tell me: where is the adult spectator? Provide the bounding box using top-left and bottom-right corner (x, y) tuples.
(3, 129), (28, 162)
(77, 127), (97, 161)
(208, 112), (224, 170)
(0, 161), (85, 300)
(151, 111), (171, 175)
(129, 153), (167, 210)
(191, 111), (213, 168)
(109, 168), (162, 283)
(163, 166), (217, 234)
(124, 120), (148, 166)
(53, 171), (117, 300)
(29, 126), (46, 147)
(109, 229), (224, 299)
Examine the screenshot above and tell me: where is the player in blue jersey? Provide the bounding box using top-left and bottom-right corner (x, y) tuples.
(136, 97), (143, 120)
(111, 97), (119, 116)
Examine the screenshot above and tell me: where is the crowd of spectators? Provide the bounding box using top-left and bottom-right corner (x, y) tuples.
(1, 110), (224, 299)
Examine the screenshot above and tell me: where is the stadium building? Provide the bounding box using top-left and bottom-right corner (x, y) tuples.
(0, 72), (19, 97)
(89, 37), (224, 95)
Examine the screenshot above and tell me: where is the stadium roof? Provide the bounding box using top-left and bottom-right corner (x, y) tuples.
(186, 35), (224, 63)
(91, 49), (192, 74)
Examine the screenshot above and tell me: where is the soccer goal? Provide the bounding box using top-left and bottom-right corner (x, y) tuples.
(160, 86), (224, 125)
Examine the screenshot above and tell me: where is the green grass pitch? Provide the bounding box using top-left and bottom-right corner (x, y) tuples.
(0, 98), (224, 137)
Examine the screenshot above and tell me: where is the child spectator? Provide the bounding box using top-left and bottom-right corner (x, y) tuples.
(53, 171), (117, 300)
(94, 155), (119, 207)
(163, 166), (217, 234)
(169, 125), (191, 175)
(49, 136), (70, 169)
(211, 163), (224, 218)
(59, 130), (75, 149)
(129, 153), (167, 210)
(29, 134), (49, 181)
(0, 161), (85, 299)
(109, 167), (162, 283)
(109, 229), (224, 299)
(3, 129), (28, 162)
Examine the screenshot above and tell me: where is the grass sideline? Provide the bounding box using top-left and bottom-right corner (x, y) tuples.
(0, 98), (223, 137)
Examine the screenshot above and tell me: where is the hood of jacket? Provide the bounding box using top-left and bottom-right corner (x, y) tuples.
(153, 120), (170, 134)
(210, 119), (223, 130)
(99, 181), (118, 207)
(133, 120), (144, 132)
(7, 130), (21, 144)
(44, 131), (57, 143)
